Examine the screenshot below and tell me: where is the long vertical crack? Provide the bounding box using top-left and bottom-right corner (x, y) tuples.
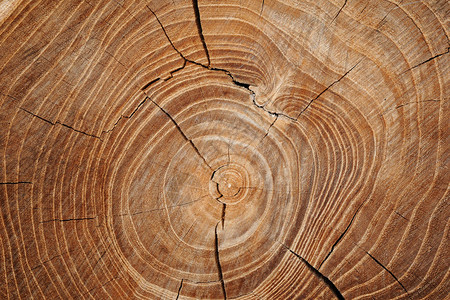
(192, 0), (211, 66)
(281, 244), (345, 300)
(364, 250), (409, 296)
(214, 223), (227, 299)
(150, 98), (213, 171)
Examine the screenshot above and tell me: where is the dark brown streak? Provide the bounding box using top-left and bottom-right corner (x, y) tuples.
(192, 0), (211, 66)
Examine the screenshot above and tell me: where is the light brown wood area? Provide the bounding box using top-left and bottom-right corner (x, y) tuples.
(0, 0), (448, 299)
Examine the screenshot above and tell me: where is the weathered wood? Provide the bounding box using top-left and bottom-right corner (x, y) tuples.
(0, 0), (448, 299)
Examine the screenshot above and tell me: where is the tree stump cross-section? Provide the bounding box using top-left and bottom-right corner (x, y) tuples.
(0, 0), (448, 299)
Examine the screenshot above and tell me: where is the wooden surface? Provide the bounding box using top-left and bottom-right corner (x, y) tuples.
(0, 0), (449, 299)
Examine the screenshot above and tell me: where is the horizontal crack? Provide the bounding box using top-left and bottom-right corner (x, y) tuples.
(0, 181), (32, 184)
(40, 217), (96, 224)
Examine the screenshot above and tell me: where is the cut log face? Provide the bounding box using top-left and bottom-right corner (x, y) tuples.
(0, 0), (448, 299)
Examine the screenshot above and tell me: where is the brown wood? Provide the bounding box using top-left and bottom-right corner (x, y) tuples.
(0, 0), (448, 299)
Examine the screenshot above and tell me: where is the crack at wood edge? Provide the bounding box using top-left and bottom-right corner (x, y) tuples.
(331, 0), (347, 23)
(318, 201), (365, 270)
(19, 107), (103, 140)
(192, 0), (211, 67)
(260, 0), (264, 16)
(364, 250), (410, 296)
(148, 97), (213, 171)
(296, 60), (361, 119)
(281, 243), (345, 300)
(176, 279), (183, 300)
(214, 223), (227, 300)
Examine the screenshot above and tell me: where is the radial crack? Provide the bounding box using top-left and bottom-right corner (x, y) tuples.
(281, 244), (345, 300)
(148, 7), (298, 123)
(101, 96), (150, 135)
(192, 0), (211, 66)
(40, 217), (96, 224)
(332, 0), (347, 23)
(403, 47), (450, 73)
(20, 108), (102, 140)
(221, 203), (226, 229)
(150, 98), (213, 171)
(318, 202), (364, 270)
(176, 279), (183, 300)
(214, 223), (227, 299)
(364, 250), (409, 295)
(297, 61), (360, 119)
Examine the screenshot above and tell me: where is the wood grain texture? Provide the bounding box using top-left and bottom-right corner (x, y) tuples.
(0, 0), (448, 299)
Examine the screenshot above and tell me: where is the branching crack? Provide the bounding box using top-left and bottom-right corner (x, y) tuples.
(281, 244), (345, 300)
(214, 223), (227, 299)
(318, 202), (364, 270)
(176, 279), (183, 300)
(20, 108), (102, 140)
(364, 250), (409, 295)
(297, 61), (360, 119)
(150, 98), (213, 171)
(147, 7), (297, 123)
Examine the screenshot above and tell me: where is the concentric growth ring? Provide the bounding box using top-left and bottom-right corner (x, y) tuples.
(0, 0), (448, 299)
